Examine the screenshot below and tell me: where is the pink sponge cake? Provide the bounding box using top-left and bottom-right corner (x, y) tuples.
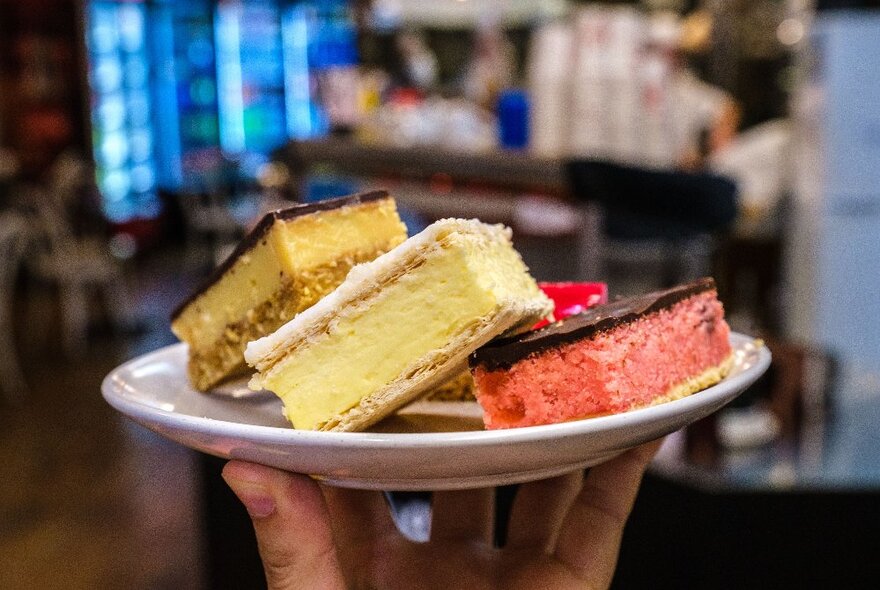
(469, 278), (733, 429)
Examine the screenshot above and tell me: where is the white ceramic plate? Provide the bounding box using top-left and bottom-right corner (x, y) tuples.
(102, 333), (769, 491)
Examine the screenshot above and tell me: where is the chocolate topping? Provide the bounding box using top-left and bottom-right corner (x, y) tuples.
(170, 190), (390, 320)
(470, 277), (718, 371)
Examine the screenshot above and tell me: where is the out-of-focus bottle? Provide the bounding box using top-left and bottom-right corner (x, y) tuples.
(497, 88), (530, 150)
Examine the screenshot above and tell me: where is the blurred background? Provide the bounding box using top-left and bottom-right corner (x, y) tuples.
(1, 0), (879, 588)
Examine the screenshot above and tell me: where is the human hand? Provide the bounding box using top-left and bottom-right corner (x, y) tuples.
(222, 439), (663, 590)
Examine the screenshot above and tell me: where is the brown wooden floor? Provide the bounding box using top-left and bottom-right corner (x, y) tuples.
(1, 254), (205, 590)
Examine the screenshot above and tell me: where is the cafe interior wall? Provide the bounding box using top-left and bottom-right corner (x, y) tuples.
(785, 10), (880, 376)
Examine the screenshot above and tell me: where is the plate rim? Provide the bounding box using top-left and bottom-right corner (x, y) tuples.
(102, 332), (771, 449)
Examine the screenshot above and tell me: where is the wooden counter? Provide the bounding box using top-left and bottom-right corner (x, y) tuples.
(278, 137), (567, 196)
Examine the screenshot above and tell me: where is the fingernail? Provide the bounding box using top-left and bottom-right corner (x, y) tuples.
(224, 477), (276, 518)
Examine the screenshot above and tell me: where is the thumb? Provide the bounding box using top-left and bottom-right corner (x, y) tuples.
(222, 461), (345, 590)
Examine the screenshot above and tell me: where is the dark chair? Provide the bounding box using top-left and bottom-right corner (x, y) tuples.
(0, 212), (30, 401)
(566, 160), (738, 288)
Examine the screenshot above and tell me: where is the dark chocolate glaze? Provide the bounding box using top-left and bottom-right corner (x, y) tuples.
(470, 277), (718, 371)
(170, 190), (390, 320)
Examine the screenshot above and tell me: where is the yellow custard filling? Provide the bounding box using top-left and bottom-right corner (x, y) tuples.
(255, 225), (547, 430)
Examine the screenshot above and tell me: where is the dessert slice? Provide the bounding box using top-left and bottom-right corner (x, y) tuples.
(470, 278), (734, 429)
(171, 191), (407, 391)
(244, 219), (553, 432)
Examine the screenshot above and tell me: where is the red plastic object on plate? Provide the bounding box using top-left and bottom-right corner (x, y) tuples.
(534, 282), (608, 329)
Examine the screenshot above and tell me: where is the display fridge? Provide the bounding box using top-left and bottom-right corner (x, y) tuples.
(84, 0), (356, 221)
(85, 0), (160, 222)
